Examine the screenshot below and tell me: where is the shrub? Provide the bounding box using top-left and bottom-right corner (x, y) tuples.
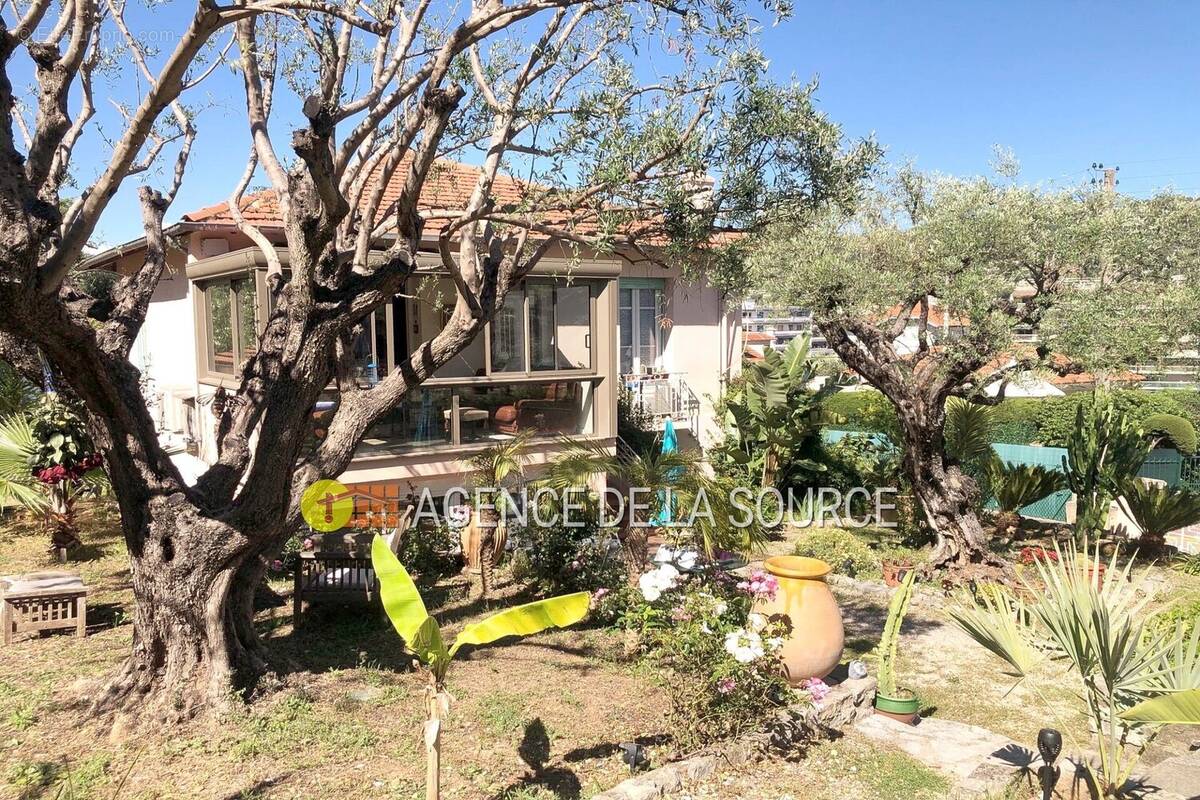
(1142, 413), (1198, 454)
(627, 567), (794, 749)
(1036, 390), (1190, 447)
(793, 528), (880, 578)
(618, 386), (658, 458)
(820, 390), (899, 439)
(511, 515), (625, 595)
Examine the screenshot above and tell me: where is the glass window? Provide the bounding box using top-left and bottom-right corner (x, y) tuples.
(637, 289), (659, 372)
(529, 283), (556, 371)
(234, 277), (257, 359)
(490, 286), (526, 373)
(619, 289), (634, 374)
(556, 284), (591, 369)
(456, 380), (593, 443)
(207, 280), (234, 374)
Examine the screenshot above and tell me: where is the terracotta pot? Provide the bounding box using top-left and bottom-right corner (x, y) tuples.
(882, 560), (915, 588)
(753, 555), (844, 686)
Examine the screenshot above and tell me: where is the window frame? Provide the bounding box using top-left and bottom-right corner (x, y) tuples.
(196, 271), (267, 385)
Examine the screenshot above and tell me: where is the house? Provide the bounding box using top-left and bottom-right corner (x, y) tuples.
(740, 300), (831, 353)
(80, 158), (742, 496)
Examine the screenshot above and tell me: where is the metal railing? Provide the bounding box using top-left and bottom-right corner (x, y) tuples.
(621, 372), (701, 430)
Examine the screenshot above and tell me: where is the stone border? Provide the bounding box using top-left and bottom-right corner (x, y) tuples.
(591, 677), (877, 800)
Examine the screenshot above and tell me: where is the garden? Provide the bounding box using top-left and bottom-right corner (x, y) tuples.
(3, 343), (1200, 800)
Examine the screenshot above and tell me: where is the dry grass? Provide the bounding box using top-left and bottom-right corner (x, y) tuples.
(0, 503), (670, 800)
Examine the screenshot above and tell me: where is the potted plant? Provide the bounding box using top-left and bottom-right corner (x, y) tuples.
(873, 568), (920, 724)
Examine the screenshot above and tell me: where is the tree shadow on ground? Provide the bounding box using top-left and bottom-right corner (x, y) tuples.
(837, 594), (945, 643)
(84, 601), (131, 634)
(491, 718), (584, 799)
(561, 733), (672, 763)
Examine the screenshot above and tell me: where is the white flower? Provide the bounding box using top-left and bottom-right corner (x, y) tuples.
(638, 563), (681, 602)
(711, 599), (727, 617)
(766, 636), (784, 652)
(652, 544), (674, 564)
(747, 612), (768, 632)
(724, 629), (766, 664)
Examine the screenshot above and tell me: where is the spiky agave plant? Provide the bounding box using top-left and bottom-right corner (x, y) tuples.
(949, 541), (1200, 796)
(372, 536), (589, 800)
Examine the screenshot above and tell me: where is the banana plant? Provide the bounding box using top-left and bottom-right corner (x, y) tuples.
(719, 334), (831, 487)
(372, 536), (589, 800)
(1063, 398), (1151, 537)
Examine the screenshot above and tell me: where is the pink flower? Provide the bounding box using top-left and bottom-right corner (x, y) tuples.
(716, 677), (737, 695)
(592, 587), (609, 601)
(670, 605), (692, 622)
(270, 559), (284, 572)
(738, 569), (778, 601)
(800, 677), (830, 703)
(302, 537), (315, 551)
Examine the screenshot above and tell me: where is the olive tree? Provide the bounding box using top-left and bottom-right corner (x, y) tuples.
(747, 167), (1200, 569)
(0, 0), (875, 717)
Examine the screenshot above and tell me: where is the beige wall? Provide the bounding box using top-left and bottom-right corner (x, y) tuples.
(125, 231), (728, 489)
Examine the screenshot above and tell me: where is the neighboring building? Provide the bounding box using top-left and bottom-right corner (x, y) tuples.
(740, 300), (830, 353)
(81, 158), (741, 495)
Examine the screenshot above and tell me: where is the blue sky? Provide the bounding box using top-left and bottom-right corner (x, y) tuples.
(85, 0), (1200, 246)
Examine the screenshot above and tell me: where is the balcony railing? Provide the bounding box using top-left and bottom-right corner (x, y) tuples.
(621, 372), (700, 430)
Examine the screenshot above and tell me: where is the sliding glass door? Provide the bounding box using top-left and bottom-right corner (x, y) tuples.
(619, 286), (662, 375)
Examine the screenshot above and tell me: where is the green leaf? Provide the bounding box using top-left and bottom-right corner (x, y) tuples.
(1120, 689), (1200, 725)
(371, 535), (448, 673)
(450, 592), (590, 657)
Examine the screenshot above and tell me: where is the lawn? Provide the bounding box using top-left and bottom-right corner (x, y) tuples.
(2, 508), (1197, 799)
(0, 503), (669, 800)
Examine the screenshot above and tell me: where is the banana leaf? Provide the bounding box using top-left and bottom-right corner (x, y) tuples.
(450, 592), (590, 658)
(372, 535), (449, 674)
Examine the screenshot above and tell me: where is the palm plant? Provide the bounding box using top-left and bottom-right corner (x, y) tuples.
(372, 536), (589, 800)
(0, 413), (46, 512)
(718, 334), (831, 488)
(462, 430), (531, 597)
(943, 397), (995, 468)
(949, 542), (1200, 796)
(986, 461), (1067, 537)
(539, 439), (767, 583)
(1064, 399), (1151, 537)
(1118, 480), (1200, 552)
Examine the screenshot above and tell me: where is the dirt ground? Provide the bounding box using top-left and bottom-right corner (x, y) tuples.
(0, 505), (671, 800)
(3, 507), (1197, 799)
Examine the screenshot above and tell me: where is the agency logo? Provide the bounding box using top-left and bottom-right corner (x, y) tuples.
(300, 479), (355, 531)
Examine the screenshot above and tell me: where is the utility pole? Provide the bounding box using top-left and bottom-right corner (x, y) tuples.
(1090, 162), (1119, 191)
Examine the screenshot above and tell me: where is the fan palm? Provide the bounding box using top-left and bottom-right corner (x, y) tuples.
(0, 413), (46, 513)
(463, 431), (532, 597)
(1118, 480), (1200, 552)
(949, 542), (1200, 796)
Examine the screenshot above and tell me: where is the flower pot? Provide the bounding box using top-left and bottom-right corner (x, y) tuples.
(874, 690), (920, 725)
(882, 560), (914, 588)
(752, 555), (844, 686)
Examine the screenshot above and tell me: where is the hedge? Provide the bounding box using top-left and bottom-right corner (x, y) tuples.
(1142, 413), (1198, 455)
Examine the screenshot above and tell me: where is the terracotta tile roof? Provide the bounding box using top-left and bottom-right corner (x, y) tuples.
(743, 331), (774, 343)
(882, 301), (970, 329)
(183, 156), (535, 232)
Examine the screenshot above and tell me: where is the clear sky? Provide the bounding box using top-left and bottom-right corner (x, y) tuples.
(85, 0), (1200, 246)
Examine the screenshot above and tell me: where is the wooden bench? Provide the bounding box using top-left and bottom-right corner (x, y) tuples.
(1, 572), (88, 645)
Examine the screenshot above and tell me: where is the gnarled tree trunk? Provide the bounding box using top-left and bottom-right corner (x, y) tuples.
(91, 496), (278, 718)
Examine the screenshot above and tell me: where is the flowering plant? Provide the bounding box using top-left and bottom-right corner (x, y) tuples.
(1018, 546), (1059, 565)
(625, 564), (793, 749)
